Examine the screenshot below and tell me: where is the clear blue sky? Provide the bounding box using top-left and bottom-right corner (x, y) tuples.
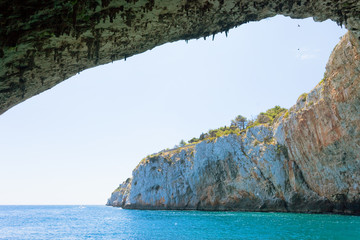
(0, 16), (346, 204)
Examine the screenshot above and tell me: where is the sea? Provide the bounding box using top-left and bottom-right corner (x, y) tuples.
(0, 205), (359, 240)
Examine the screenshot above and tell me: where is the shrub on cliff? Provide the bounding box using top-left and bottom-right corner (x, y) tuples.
(247, 105), (287, 128)
(263, 105), (287, 122)
(257, 113), (271, 123)
(188, 137), (200, 143)
(174, 106), (287, 149)
(179, 139), (186, 147)
(297, 93), (308, 102)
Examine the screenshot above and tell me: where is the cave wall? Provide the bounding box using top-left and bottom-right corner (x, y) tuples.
(0, 0), (360, 114)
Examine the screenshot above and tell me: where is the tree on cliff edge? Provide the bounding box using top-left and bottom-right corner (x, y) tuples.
(231, 115), (247, 129)
(179, 139), (186, 147)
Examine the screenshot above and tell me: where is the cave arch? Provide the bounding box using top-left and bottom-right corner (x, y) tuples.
(0, 0), (359, 114)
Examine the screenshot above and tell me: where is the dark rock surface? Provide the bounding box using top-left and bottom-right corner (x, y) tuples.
(1, 0), (360, 114)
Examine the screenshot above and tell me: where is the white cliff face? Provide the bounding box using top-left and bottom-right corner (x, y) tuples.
(128, 146), (195, 209)
(106, 178), (132, 207)
(107, 32), (360, 214)
(108, 125), (310, 211)
(190, 126), (290, 211)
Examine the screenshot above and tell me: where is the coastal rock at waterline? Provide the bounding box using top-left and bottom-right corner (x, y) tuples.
(274, 31), (360, 214)
(109, 126), (292, 211)
(107, 32), (360, 214)
(106, 178), (132, 207)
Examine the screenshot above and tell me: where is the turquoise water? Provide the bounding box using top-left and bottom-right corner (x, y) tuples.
(0, 206), (359, 239)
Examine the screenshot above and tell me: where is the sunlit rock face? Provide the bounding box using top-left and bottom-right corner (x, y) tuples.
(1, 0), (360, 114)
(106, 178), (132, 207)
(109, 127), (292, 211)
(108, 32), (360, 214)
(275, 31), (360, 214)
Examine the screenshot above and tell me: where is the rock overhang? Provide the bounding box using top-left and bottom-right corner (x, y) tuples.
(1, 0), (360, 114)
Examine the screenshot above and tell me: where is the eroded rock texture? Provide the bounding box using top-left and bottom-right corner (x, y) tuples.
(275, 31), (360, 213)
(1, 0), (360, 114)
(107, 32), (360, 214)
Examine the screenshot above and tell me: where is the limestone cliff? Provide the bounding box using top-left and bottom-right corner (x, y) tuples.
(107, 31), (360, 214)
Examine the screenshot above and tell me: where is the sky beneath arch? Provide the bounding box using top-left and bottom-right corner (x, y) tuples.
(0, 16), (347, 205)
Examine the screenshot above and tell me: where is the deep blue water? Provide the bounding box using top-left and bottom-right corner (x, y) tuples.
(0, 206), (359, 240)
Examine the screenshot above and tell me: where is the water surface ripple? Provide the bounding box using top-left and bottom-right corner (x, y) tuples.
(0, 206), (359, 239)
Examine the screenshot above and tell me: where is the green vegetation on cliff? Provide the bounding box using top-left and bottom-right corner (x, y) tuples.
(142, 105), (288, 161)
(182, 105), (287, 145)
(247, 105), (287, 128)
(297, 93), (308, 102)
